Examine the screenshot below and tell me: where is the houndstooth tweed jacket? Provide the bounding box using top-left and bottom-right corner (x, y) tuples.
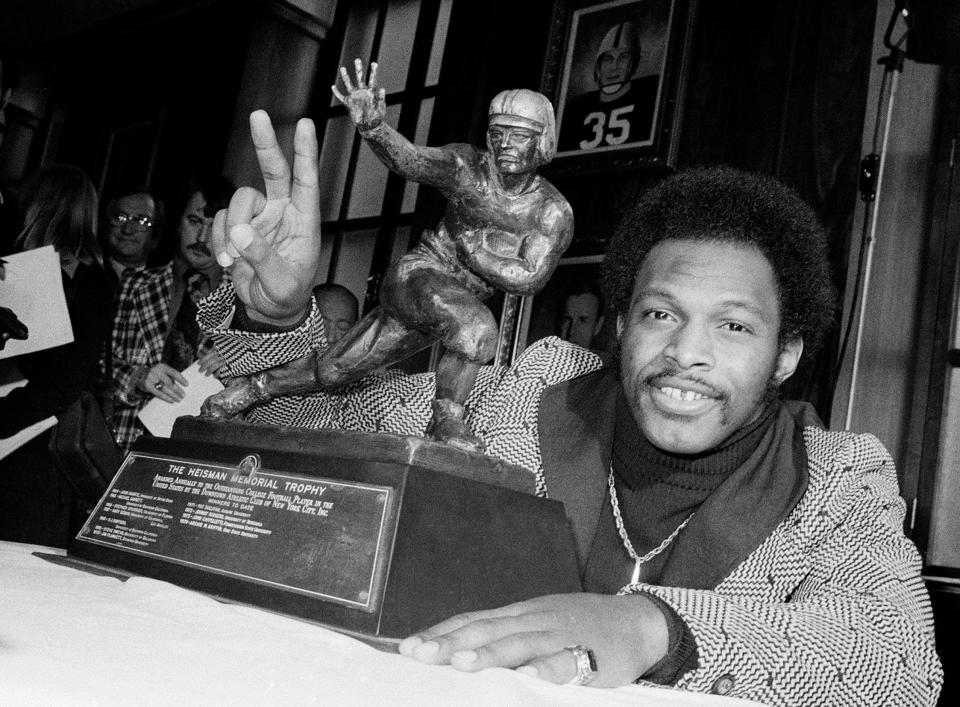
(200, 284), (942, 706)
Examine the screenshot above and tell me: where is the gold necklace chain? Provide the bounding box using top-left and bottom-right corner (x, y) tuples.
(607, 467), (695, 585)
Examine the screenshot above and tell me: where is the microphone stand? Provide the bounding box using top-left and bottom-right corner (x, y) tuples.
(840, 4), (908, 431)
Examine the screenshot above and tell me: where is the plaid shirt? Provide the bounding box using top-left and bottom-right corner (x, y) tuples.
(107, 263), (219, 452)
(199, 282), (942, 705)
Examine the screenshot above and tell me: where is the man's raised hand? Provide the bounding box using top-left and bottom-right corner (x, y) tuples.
(331, 58), (387, 132)
(212, 110), (320, 326)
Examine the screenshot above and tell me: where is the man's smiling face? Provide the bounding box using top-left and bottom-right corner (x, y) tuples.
(618, 238), (802, 454)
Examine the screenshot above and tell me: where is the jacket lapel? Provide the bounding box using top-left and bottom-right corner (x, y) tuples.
(657, 403), (813, 589)
(538, 368), (617, 568)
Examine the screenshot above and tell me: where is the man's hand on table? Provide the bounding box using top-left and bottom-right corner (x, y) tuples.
(398, 593), (669, 687)
(211, 110), (321, 327)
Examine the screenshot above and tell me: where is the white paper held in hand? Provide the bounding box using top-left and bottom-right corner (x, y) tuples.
(137, 362), (225, 438)
(0, 245), (74, 360)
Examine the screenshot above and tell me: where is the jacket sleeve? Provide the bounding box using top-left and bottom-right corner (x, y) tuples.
(197, 283), (326, 378)
(110, 269), (163, 406)
(622, 432), (942, 706)
(112, 360), (146, 405)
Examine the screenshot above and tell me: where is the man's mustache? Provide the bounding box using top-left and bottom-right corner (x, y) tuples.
(187, 242), (211, 256)
(645, 366), (725, 401)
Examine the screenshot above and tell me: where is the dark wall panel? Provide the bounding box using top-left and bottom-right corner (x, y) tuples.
(51, 1), (254, 261)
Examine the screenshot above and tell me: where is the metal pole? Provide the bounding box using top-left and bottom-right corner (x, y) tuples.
(844, 67), (901, 430)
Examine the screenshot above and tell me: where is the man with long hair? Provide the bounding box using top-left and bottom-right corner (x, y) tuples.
(0, 164), (111, 546)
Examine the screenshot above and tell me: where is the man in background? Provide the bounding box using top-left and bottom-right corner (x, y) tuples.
(557, 279), (604, 349)
(312, 283), (359, 346)
(101, 186), (164, 294)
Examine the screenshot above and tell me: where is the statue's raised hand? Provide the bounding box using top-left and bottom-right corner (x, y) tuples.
(332, 59), (387, 132)
(211, 111), (320, 326)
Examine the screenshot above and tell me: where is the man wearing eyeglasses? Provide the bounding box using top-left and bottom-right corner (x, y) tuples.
(103, 189), (163, 292)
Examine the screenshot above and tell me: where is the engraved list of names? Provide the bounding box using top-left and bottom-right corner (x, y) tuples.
(77, 453), (395, 611)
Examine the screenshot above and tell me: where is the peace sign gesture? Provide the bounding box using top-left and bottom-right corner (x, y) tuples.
(212, 110), (320, 326)
(332, 58), (387, 132)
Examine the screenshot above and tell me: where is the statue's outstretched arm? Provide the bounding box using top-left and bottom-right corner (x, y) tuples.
(333, 59), (458, 189)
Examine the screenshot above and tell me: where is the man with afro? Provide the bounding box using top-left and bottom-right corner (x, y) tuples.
(203, 125), (941, 704)
(396, 167), (939, 704)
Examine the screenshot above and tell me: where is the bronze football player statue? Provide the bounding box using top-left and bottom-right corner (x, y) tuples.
(205, 59), (573, 452)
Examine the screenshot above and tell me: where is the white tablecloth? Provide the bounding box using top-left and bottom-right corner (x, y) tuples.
(0, 541), (761, 706)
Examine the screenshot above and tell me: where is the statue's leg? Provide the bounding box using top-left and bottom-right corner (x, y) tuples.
(426, 353), (485, 451)
(387, 271), (497, 452)
(315, 308), (434, 387)
(202, 308), (434, 419)
(201, 351), (320, 419)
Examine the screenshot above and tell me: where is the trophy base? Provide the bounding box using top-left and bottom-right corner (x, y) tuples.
(68, 417), (581, 643)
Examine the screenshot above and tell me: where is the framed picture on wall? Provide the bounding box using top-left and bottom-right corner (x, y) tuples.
(512, 255), (618, 363)
(541, 0), (696, 176)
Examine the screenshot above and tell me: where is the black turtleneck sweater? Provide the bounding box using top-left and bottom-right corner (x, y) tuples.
(583, 390), (783, 593)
